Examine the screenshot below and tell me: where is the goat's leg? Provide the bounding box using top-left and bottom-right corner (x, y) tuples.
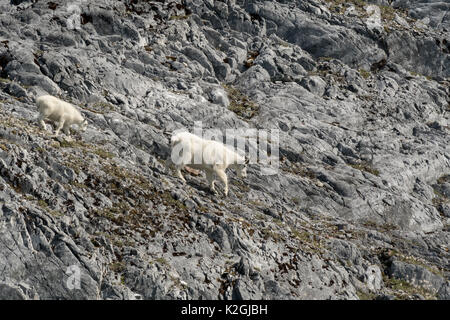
(54, 119), (65, 136)
(205, 170), (216, 194)
(164, 158), (173, 172)
(215, 169), (228, 197)
(175, 165), (186, 183)
(37, 114), (47, 131)
(63, 123), (71, 135)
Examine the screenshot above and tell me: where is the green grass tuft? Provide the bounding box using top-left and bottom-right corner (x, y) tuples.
(222, 84), (259, 119)
(358, 68), (371, 79)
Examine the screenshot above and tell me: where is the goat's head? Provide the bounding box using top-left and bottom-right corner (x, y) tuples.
(79, 119), (88, 132)
(236, 157), (249, 178)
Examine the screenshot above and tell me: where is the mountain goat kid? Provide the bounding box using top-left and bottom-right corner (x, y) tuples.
(36, 95), (87, 136)
(167, 131), (248, 197)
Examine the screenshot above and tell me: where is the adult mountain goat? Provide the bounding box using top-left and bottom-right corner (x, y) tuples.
(167, 131), (248, 197)
(36, 95), (87, 136)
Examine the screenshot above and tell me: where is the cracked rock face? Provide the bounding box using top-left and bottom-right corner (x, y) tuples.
(0, 0), (449, 300)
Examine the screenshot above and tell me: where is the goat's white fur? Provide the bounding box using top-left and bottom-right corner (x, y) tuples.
(167, 131), (248, 197)
(36, 95), (87, 135)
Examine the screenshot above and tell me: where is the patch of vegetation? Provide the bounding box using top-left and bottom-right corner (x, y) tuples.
(222, 84), (259, 119)
(34, 50), (44, 57)
(63, 155), (84, 175)
(402, 255), (444, 277)
(103, 163), (136, 180)
(291, 229), (310, 242)
(432, 189), (449, 208)
(70, 181), (88, 189)
(437, 175), (449, 185)
(358, 68), (371, 79)
(37, 199), (48, 209)
(160, 191), (187, 211)
(362, 220), (397, 232)
(274, 218), (284, 227)
(307, 68), (328, 78)
(93, 148), (115, 160)
(349, 162), (380, 176)
(196, 205), (208, 213)
(277, 39), (290, 47)
(409, 71), (431, 80)
(169, 15), (191, 21)
(112, 237), (135, 248)
(34, 146), (46, 153)
(282, 163), (317, 179)
(93, 201), (131, 220)
(261, 228), (283, 242)
(59, 139), (89, 149)
(291, 227), (325, 255)
(379, 5), (396, 22)
(356, 290), (376, 300)
(0, 115), (41, 136)
(58, 139), (115, 161)
(110, 261), (126, 273)
(0, 77), (10, 83)
(383, 276), (437, 300)
(232, 178), (250, 193)
(247, 200), (263, 207)
(431, 178), (449, 214)
(83, 162), (192, 250)
(255, 213), (266, 221)
(49, 209), (64, 217)
(36, 199), (64, 217)
(154, 257), (168, 266)
(324, 0), (367, 15)
(358, 94), (375, 101)
(84, 101), (115, 114)
(93, 101), (115, 110)
(325, 0), (404, 26)
(380, 249), (444, 278)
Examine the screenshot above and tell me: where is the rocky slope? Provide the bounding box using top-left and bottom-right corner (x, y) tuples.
(0, 0), (449, 300)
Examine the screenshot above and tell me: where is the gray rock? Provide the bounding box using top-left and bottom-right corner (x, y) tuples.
(386, 31), (449, 78)
(0, 0), (448, 301)
(299, 76), (327, 96)
(438, 282), (450, 300)
(387, 260), (445, 293)
(363, 265), (383, 292)
(439, 203), (450, 218)
(0, 282), (31, 300)
(209, 87), (230, 108)
(5, 82), (27, 98)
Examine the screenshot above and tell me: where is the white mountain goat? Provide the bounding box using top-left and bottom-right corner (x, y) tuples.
(36, 95), (87, 136)
(167, 131), (248, 197)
